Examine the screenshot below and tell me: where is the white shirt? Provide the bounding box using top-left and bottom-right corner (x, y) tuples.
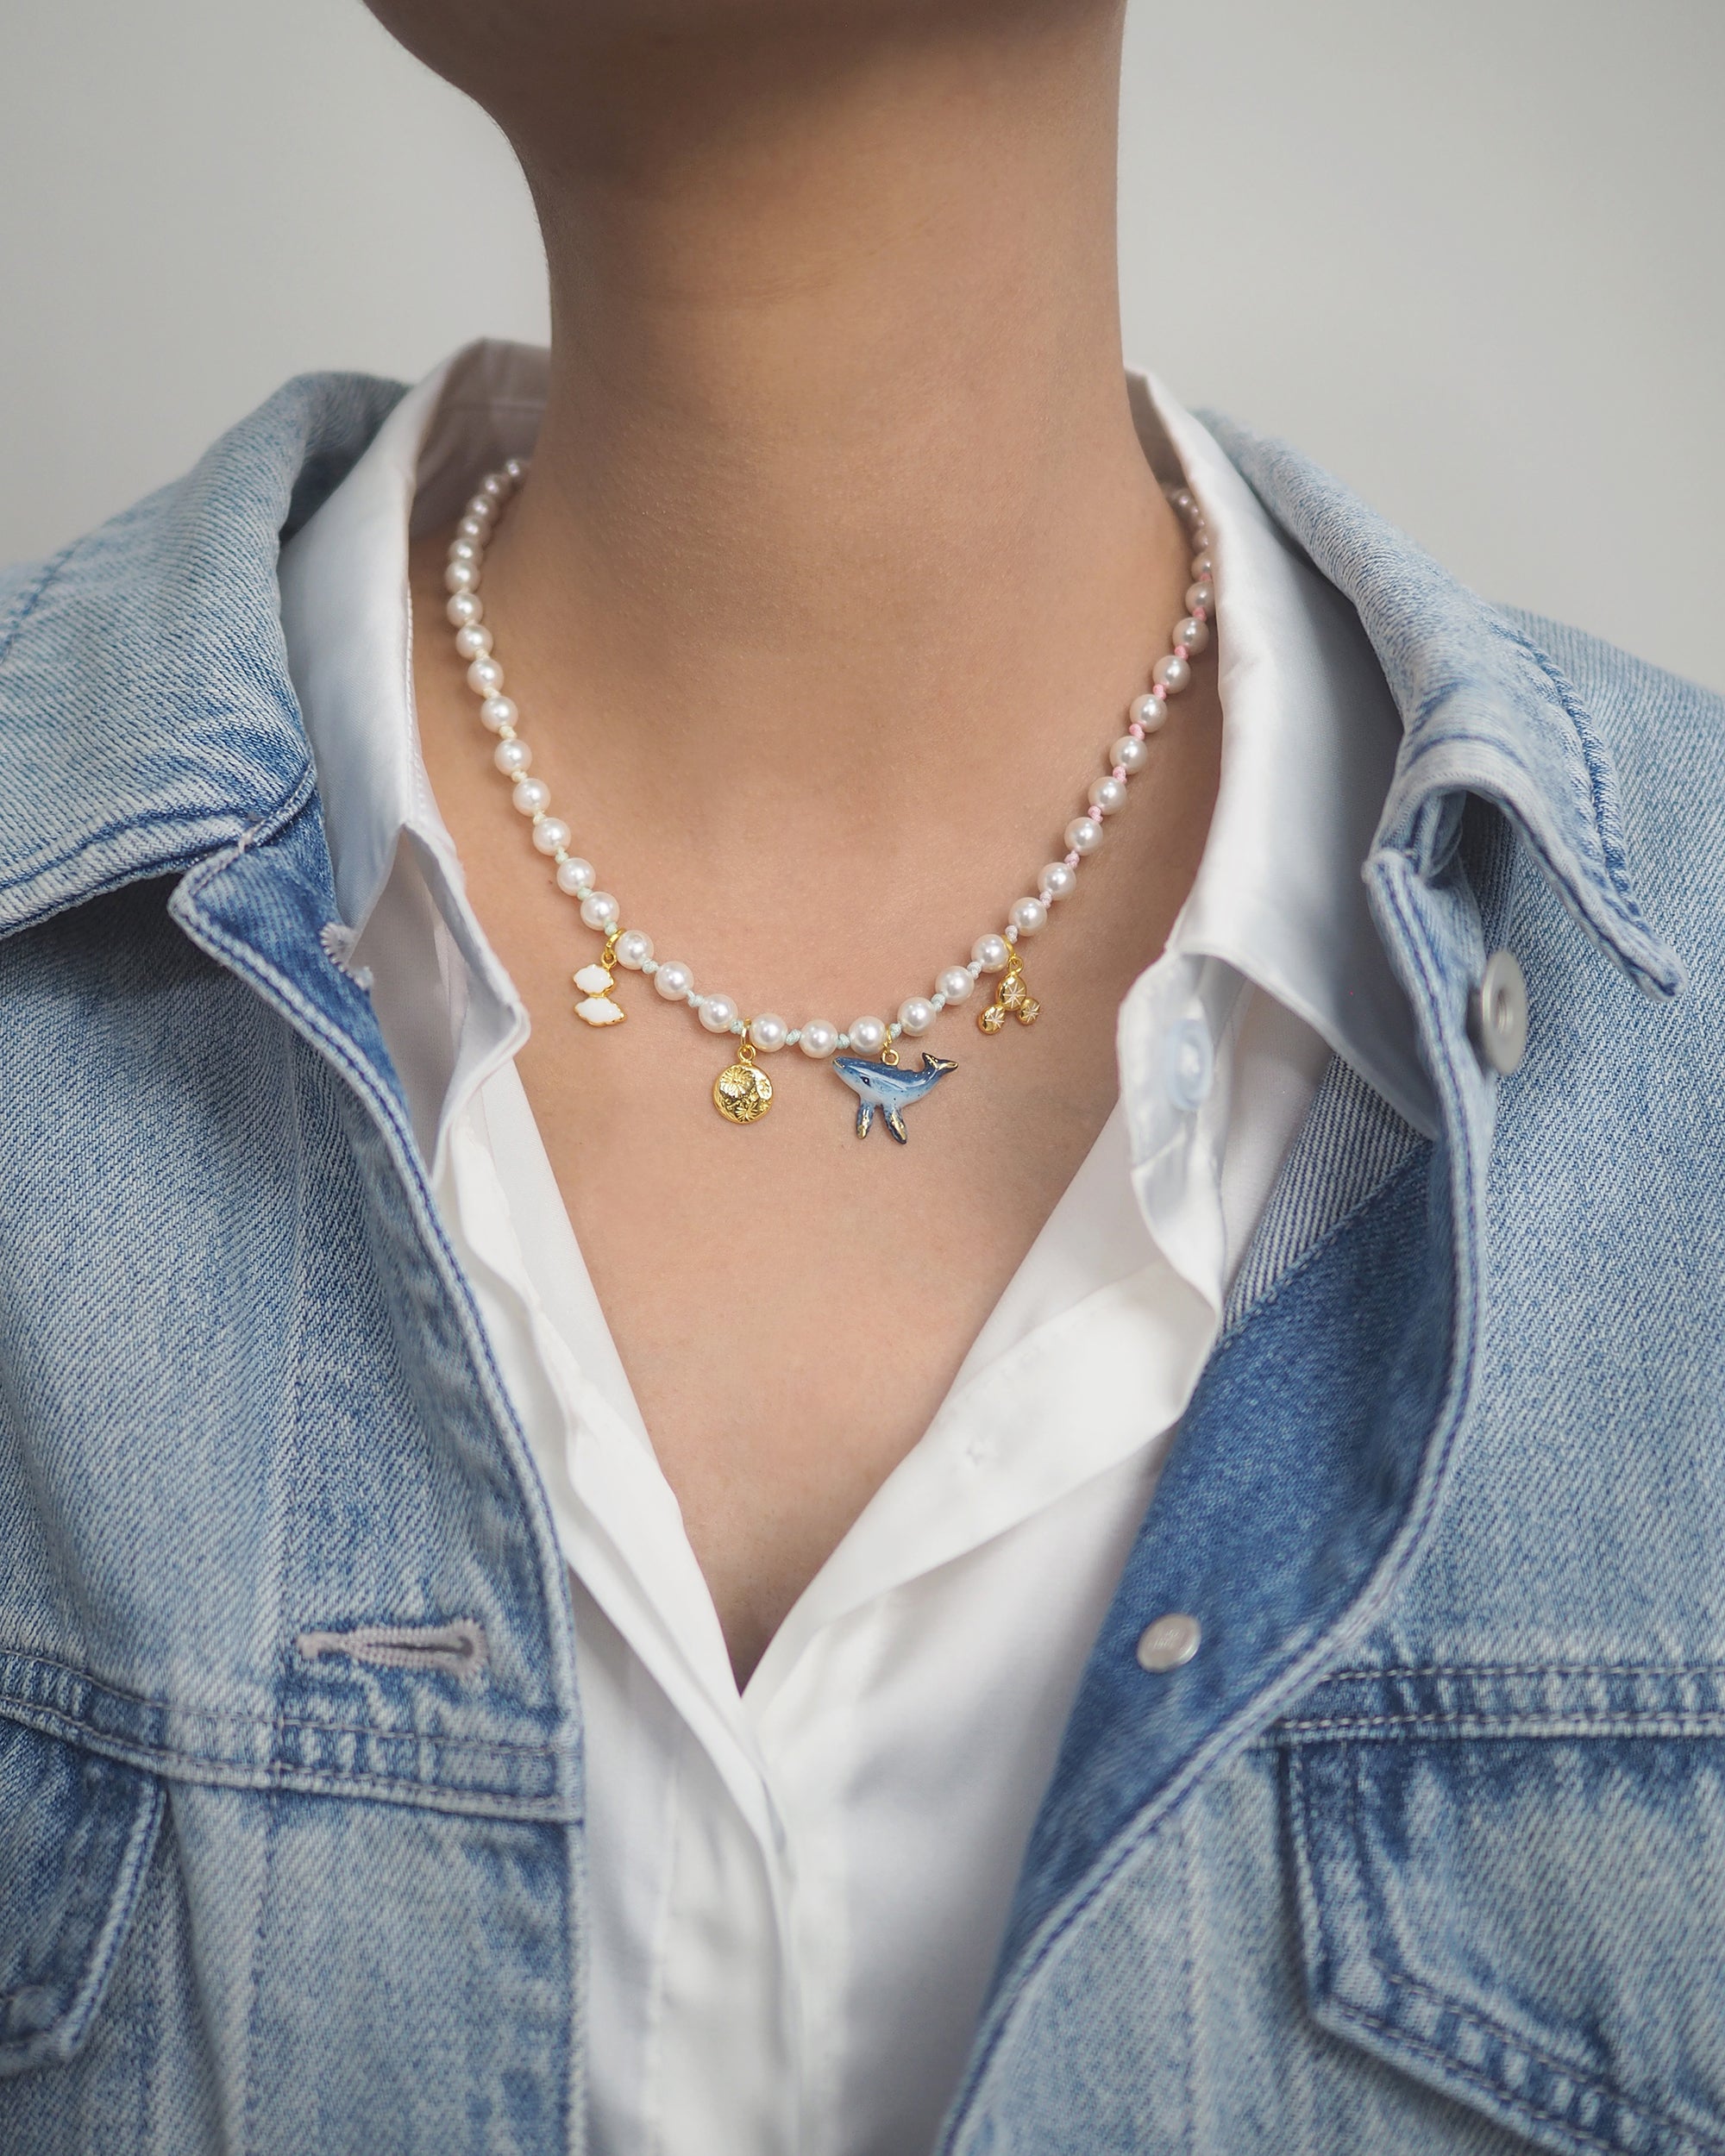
(279, 340), (1427, 2156)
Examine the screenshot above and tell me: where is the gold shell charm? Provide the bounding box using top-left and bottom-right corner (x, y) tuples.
(713, 1040), (774, 1125)
(574, 932), (627, 1025)
(978, 950), (1040, 1033)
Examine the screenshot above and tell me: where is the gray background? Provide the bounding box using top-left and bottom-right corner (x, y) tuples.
(8, 0), (1722, 686)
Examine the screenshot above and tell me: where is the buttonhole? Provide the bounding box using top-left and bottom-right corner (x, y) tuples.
(296, 1617), (487, 1680)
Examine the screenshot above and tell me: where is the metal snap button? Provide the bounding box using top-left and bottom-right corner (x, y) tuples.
(1469, 949), (1528, 1076)
(1136, 1613), (1201, 1672)
(1163, 1018), (1214, 1112)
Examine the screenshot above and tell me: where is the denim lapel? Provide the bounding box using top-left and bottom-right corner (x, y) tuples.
(943, 423), (1684, 2151)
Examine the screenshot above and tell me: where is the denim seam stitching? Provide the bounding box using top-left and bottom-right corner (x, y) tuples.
(134, 1796), (162, 2138)
(0, 1653), (561, 1758)
(942, 861), (1485, 2152)
(1333, 1739), (1717, 2156)
(47, 1774), (164, 2059)
(1276, 1714), (1725, 1735)
(1320, 1733), (1673, 2156)
(1179, 1803), (1196, 2153)
(0, 1773), (162, 2054)
(1498, 619), (1647, 914)
(1388, 725), (1675, 993)
(1324, 1664), (1725, 1681)
(239, 1789), (279, 2156)
(0, 541), (76, 669)
(0, 1701), (573, 1818)
(0, 810), (251, 912)
(1364, 1957), (1725, 2156)
(1335, 549), (1645, 928)
(1326, 1995), (1660, 2156)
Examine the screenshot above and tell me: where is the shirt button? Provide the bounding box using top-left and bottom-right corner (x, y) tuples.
(1136, 1613), (1201, 1672)
(1163, 1017), (1214, 1111)
(1469, 949), (1528, 1075)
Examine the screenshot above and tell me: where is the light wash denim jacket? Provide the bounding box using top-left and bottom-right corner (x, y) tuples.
(0, 373), (1721, 2156)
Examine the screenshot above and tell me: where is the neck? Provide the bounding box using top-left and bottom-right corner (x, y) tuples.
(474, 2), (1187, 816)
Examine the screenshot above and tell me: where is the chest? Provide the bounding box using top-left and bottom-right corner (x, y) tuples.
(436, 859), (1137, 1680)
(408, 563), (1221, 1679)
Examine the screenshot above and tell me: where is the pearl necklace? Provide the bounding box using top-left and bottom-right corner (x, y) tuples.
(443, 464), (1214, 1140)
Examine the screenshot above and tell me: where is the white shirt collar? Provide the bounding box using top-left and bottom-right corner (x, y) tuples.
(279, 336), (1432, 1190)
(1134, 378), (1430, 1133)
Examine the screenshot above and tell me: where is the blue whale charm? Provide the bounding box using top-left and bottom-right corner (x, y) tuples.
(831, 1051), (958, 1143)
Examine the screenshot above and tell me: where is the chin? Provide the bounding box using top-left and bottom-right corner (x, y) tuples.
(362, 0), (1085, 93)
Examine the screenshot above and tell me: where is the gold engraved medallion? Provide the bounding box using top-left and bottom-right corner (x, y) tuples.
(713, 1041), (774, 1125)
(978, 950), (1040, 1034)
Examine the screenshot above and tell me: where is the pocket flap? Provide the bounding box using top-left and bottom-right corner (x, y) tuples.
(1289, 1736), (1725, 2156)
(0, 1716), (164, 2074)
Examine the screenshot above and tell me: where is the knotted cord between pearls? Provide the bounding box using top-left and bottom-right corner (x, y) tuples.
(445, 463), (1214, 1060)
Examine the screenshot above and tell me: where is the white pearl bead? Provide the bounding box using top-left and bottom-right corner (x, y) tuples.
(937, 966), (975, 1005)
(446, 592), (482, 627)
(1113, 733), (1150, 773)
(448, 538), (480, 566)
(477, 694), (514, 732)
(1009, 897), (1048, 937)
(1190, 552), (1214, 580)
(480, 473), (508, 500)
(504, 457), (528, 482)
(1093, 775), (1128, 816)
(456, 515), (487, 543)
(512, 776), (550, 816)
(444, 561), (479, 593)
(799, 1018), (840, 1059)
(464, 496), (495, 525)
(1152, 654), (1191, 695)
(467, 656), (505, 696)
(454, 624), (492, 660)
(849, 1015), (888, 1055)
(655, 960), (693, 1000)
(1186, 580), (1214, 615)
(493, 739), (531, 775)
(898, 997), (937, 1036)
(614, 930), (654, 969)
(555, 856), (596, 894)
(1065, 815), (1103, 856)
(1130, 691), (1167, 734)
(580, 892), (620, 931)
(972, 934), (1011, 973)
(699, 993), (738, 1034)
(1176, 615), (1210, 654)
(749, 1012), (788, 1052)
(532, 818), (571, 856)
(1039, 862), (1077, 902)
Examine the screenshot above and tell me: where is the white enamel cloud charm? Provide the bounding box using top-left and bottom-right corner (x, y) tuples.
(574, 963), (626, 1026)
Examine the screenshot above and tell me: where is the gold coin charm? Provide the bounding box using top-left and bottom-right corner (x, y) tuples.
(978, 950), (1040, 1034)
(713, 1040), (775, 1125)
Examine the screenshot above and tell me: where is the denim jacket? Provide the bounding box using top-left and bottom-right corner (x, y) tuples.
(1, 373), (1720, 2156)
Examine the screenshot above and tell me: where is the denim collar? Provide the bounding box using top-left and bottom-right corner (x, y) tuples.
(0, 372), (405, 934)
(1202, 411), (1684, 1002)
(0, 372), (1680, 1027)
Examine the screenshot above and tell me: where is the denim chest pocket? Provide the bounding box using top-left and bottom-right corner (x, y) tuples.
(0, 1717), (163, 2076)
(1286, 1719), (1725, 2156)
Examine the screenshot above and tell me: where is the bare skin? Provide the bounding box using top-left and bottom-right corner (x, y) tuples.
(380, 0), (1223, 1681)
